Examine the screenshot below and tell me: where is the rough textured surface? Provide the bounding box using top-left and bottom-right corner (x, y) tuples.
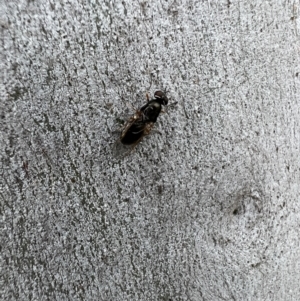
(1, 0), (300, 300)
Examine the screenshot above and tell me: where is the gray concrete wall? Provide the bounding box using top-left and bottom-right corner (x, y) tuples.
(1, 0), (300, 300)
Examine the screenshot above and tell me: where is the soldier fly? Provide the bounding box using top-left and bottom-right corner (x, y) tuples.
(120, 91), (170, 150)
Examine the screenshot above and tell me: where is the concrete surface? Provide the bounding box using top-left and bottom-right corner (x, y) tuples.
(1, 0), (300, 300)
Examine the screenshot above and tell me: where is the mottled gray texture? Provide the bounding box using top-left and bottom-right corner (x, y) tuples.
(1, 0), (300, 300)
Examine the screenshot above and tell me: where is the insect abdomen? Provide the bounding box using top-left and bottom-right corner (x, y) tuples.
(121, 123), (145, 145)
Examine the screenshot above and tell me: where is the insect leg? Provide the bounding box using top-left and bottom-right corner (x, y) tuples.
(146, 92), (150, 102)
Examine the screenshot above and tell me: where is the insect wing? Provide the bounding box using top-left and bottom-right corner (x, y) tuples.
(121, 112), (147, 145)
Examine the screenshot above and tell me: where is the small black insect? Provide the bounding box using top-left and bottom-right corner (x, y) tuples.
(120, 91), (169, 150)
